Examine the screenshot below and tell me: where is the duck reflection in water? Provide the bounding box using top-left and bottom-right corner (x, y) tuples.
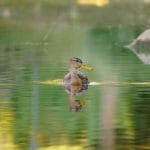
(69, 90), (86, 112)
(63, 58), (92, 112)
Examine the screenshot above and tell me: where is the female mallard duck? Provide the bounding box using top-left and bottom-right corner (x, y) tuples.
(63, 58), (92, 89)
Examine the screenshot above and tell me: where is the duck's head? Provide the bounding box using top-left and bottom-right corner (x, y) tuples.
(69, 58), (82, 69)
(69, 57), (92, 71)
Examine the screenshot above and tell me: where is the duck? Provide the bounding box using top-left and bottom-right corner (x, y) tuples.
(63, 58), (92, 93)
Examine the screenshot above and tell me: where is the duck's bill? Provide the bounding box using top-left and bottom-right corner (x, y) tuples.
(81, 64), (93, 71)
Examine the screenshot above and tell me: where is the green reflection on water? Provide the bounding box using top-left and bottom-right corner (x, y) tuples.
(0, 18), (150, 150)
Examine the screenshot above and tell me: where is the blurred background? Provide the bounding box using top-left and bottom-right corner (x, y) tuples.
(0, 0), (150, 150)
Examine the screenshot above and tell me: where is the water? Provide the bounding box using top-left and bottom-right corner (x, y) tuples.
(0, 1), (150, 150)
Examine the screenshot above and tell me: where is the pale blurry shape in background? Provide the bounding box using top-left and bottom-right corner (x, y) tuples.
(144, 0), (150, 3)
(3, 8), (11, 18)
(127, 29), (150, 65)
(77, 0), (109, 7)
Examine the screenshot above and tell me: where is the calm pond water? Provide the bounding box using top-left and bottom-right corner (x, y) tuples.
(0, 1), (150, 150)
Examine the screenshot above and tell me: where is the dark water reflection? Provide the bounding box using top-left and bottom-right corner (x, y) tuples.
(0, 7), (150, 150)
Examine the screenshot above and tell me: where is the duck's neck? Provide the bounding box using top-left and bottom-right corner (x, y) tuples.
(69, 67), (81, 85)
(69, 67), (78, 75)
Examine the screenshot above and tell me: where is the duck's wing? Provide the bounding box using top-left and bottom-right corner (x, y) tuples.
(77, 71), (89, 84)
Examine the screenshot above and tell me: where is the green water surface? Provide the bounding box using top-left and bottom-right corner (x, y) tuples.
(0, 1), (150, 150)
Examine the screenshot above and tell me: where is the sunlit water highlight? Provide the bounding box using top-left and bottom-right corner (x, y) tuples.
(34, 79), (150, 86)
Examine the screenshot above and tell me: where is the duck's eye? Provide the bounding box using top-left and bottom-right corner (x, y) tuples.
(77, 60), (81, 63)
(76, 59), (82, 63)
(71, 58), (82, 63)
